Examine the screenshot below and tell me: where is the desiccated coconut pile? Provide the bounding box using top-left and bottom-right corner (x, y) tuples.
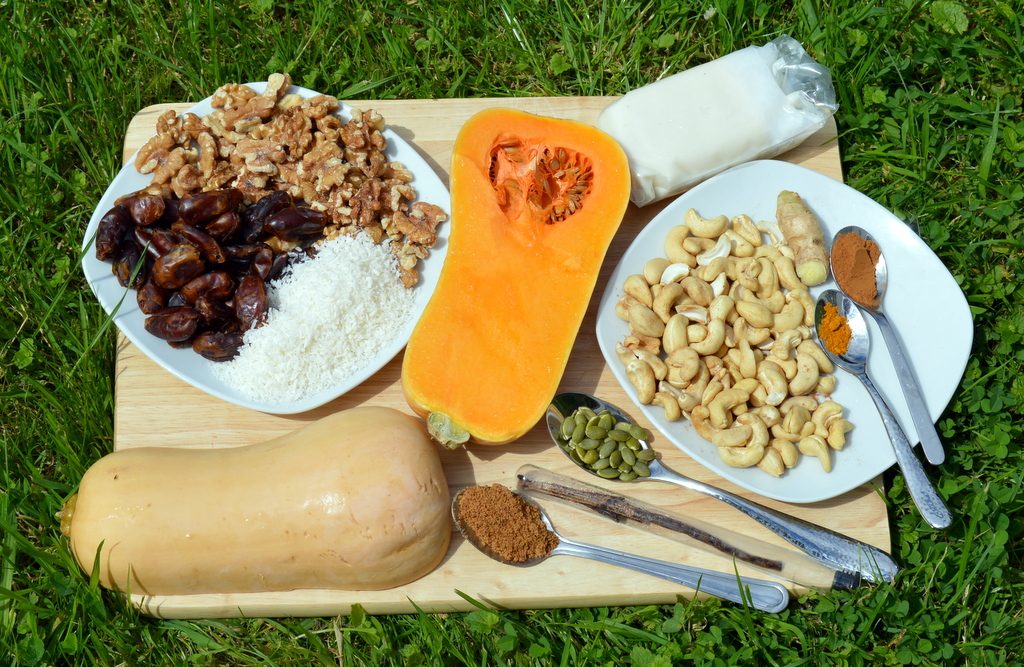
(214, 233), (415, 402)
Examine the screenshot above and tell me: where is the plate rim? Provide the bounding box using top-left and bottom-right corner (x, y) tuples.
(80, 82), (451, 414)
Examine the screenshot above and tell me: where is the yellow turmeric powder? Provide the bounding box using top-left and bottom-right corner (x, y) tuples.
(819, 302), (851, 355)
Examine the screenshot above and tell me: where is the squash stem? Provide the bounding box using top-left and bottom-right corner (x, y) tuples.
(426, 412), (471, 450)
(57, 494), (77, 537)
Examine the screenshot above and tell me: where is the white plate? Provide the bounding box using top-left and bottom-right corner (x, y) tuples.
(596, 160), (972, 503)
(81, 83), (451, 414)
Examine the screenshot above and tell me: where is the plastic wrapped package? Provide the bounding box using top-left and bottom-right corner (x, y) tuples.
(598, 36), (838, 207)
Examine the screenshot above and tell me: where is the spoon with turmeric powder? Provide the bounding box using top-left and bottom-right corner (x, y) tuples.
(830, 225), (945, 466)
(814, 290), (951, 529)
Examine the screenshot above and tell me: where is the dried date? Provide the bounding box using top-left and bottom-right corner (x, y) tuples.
(234, 275), (268, 331)
(143, 306), (200, 342)
(180, 270), (233, 304)
(239, 190), (291, 242)
(264, 206), (328, 241)
(191, 331), (244, 361)
(124, 193), (166, 226)
(195, 295), (237, 331)
(112, 238), (147, 288)
(136, 280), (169, 314)
(95, 205), (131, 261)
(203, 211), (240, 240)
(152, 244), (205, 289)
(179, 189), (243, 224)
(172, 221), (227, 264)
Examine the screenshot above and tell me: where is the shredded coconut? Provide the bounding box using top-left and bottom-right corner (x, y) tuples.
(214, 233), (415, 402)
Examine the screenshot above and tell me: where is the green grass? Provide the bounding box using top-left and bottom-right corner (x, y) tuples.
(2, 0), (1022, 664)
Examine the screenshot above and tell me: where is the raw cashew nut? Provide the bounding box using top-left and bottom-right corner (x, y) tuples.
(662, 313), (690, 355)
(615, 342), (636, 366)
(708, 387), (750, 429)
(680, 276), (713, 307)
(815, 376), (837, 394)
(756, 257), (779, 299)
(756, 360), (789, 406)
(664, 225), (696, 267)
(780, 395), (819, 415)
(773, 254), (804, 291)
(735, 339), (757, 379)
(660, 262), (691, 284)
(700, 379), (724, 407)
(827, 419), (854, 450)
(708, 295), (736, 322)
(717, 442), (765, 468)
(643, 257), (671, 285)
(709, 273), (728, 298)
(634, 349), (668, 381)
(753, 405), (782, 428)
(687, 323), (707, 343)
(712, 423), (753, 448)
(773, 300), (805, 332)
(789, 352), (820, 396)
(627, 302), (665, 338)
(698, 256), (730, 282)
(677, 304), (709, 324)
(789, 289), (817, 327)
(736, 299), (774, 329)
(659, 381), (700, 412)
(724, 229), (755, 258)
(616, 294), (643, 321)
(811, 400), (843, 432)
(782, 404), (812, 436)
(771, 424), (802, 443)
(683, 236), (716, 255)
(623, 333), (661, 354)
(737, 413), (769, 449)
(771, 329), (803, 361)
(798, 434), (832, 472)
(799, 340), (835, 374)
(776, 357), (798, 380)
(732, 214), (762, 247)
(623, 274), (653, 307)
(696, 235), (731, 266)
(666, 347), (700, 384)
(689, 405), (716, 440)
(652, 391), (682, 421)
(690, 318), (726, 355)
(685, 208), (729, 238)
(653, 282), (686, 322)
(757, 447), (785, 476)
(625, 358), (657, 404)
(771, 439), (800, 468)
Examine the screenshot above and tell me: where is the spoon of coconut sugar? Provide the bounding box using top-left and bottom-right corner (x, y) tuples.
(545, 392), (900, 583)
(451, 484), (790, 613)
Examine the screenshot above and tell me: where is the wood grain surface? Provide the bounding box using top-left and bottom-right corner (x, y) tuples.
(112, 97), (889, 619)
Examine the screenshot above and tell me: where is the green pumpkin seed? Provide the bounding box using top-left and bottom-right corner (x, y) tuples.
(620, 447), (637, 466)
(585, 423), (608, 440)
(597, 467), (621, 479)
(618, 462), (632, 473)
(632, 462), (651, 477)
(625, 437), (641, 451)
(579, 407), (597, 422)
(582, 449), (600, 465)
(636, 449), (657, 462)
(615, 421), (632, 431)
(598, 412), (615, 430)
(619, 471), (638, 481)
(629, 424), (649, 441)
(575, 412), (588, 427)
(578, 437), (600, 450)
(571, 422), (586, 443)
(560, 418), (575, 439)
(609, 450), (622, 468)
(607, 428), (630, 442)
(568, 449), (582, 464)
(598, 440), (618, 458)
(592, 457), (611, 471)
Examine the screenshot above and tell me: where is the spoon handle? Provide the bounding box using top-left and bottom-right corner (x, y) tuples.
(650, 463), (900, 583)
(859, 371), (952, 528)
(868, 308), (946, 465)
(553, 535), (790, 613)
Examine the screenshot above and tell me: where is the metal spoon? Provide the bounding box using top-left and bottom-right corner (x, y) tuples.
(547, 392), (899, 583)
(451, 488), (790, 613)
(814, 290), (952, 529)
(831, 225), (945, 465)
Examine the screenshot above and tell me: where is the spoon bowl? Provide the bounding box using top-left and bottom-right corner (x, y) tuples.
(451, 487), (790, 612)
(545, 392), (900, 583)
(831, 225), (944, 465)
(814, 290), (951, 529)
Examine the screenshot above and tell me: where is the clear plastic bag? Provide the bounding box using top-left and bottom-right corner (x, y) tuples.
(598, 36), (838, 207)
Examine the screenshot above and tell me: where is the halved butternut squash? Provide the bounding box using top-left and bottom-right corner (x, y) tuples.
(402, 108), (630, 446)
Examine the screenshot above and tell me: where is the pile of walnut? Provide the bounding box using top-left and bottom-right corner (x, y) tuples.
(616, 208), (853, 476)
(134, 73), (445, 287)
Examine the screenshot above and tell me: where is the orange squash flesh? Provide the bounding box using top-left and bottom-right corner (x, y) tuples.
(402, 108), (630, 445)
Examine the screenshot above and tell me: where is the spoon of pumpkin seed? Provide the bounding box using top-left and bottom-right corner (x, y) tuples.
(545, 392), (899, 584)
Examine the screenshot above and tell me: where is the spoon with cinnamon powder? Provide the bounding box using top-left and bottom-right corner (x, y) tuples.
(830, 225), (945, 465)
(451, 485), (790, 613)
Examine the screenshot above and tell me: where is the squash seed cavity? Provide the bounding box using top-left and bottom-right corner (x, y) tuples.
(488, 138), (594, 224)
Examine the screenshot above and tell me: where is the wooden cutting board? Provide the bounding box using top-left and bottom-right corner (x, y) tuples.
(114, 97), (889, 619)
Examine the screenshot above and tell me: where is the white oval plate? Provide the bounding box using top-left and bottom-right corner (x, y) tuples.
(81, 83), (450, 414)
(596, 160), (972, 503)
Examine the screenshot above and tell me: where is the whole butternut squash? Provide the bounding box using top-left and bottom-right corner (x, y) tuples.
(60, 407), (451, 596)
(402, 108), (631, 446)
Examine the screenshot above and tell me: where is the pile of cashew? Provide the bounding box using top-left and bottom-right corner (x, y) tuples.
(615, 207), (853, 476)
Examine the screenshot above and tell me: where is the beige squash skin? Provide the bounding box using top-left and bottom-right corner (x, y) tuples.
(65, 407), (451, 596)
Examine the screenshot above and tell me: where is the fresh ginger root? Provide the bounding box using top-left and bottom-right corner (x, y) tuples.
(776, 190), (828, 286)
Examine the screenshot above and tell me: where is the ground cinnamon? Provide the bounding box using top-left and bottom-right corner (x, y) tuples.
(831, 231), (881, 306)
(819, 302), (852, 355)
(455, 484), (559, 563)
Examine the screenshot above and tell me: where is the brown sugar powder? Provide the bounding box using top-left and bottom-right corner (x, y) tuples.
(455, 484), (559, 563)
